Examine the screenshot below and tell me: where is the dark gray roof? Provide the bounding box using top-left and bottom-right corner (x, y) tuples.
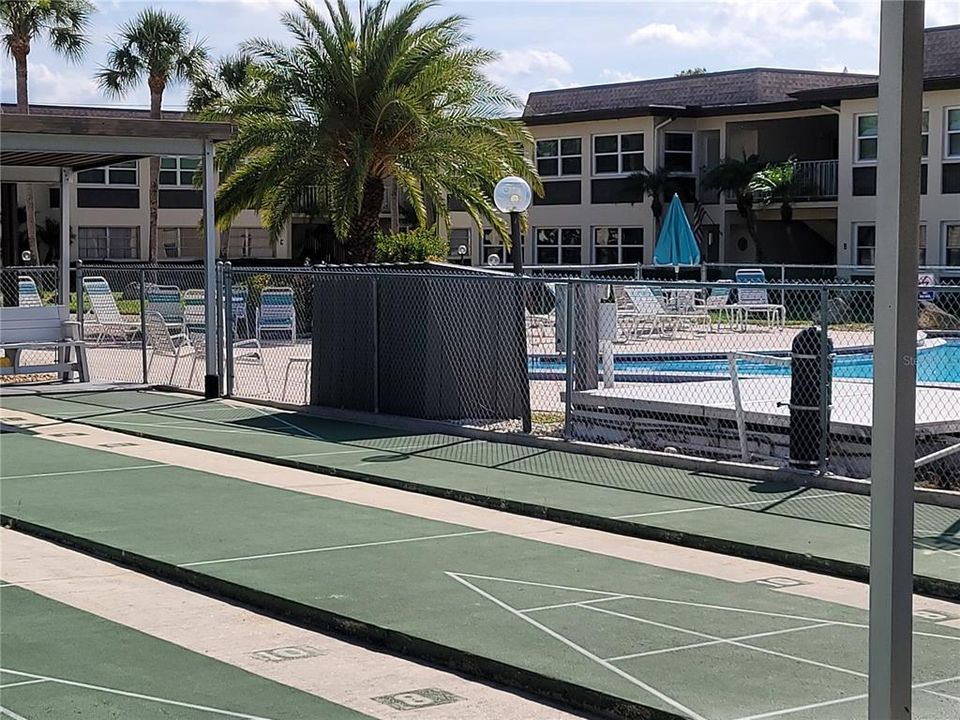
(792, 24), (960, 101)
(0, 103), (188, 121)
(524, 25), (959, 124)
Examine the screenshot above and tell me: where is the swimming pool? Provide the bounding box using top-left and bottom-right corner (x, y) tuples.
(529, 338), (960, 384)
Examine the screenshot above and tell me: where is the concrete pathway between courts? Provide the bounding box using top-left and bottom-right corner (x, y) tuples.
(1, 531), (583, 720)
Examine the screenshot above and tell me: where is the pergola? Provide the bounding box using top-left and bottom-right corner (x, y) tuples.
(0, 111), (233, 398)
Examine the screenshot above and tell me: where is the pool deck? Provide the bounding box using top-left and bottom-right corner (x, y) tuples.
(570, 377), (960, 435)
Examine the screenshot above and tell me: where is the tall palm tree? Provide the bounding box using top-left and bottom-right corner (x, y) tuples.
(97, 8), (208, 262)
(1, 0), (94, 265)
(204, 0), (539, 262)
(702, 154), (764, 261)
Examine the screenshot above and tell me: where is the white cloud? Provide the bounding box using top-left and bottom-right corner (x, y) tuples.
(628, 23), (711, 49)
(926, 0), (960, 26)
(600, 69), (646, 84)
(0, 62), (101, 106)
(487, 49), (573, 79)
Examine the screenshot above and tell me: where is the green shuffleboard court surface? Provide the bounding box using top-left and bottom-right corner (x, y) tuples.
(2, 431), (959, 720)
(0, 584), (371, 719)
(3, 389), (958, 594)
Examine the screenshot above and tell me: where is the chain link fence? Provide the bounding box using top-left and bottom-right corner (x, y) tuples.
(9, 261), (956, 487)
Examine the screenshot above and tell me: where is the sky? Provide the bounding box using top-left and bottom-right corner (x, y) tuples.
(2, 0), (960, 110)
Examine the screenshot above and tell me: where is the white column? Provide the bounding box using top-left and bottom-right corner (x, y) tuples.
(60, 168), (72, 304)
(869, 2), (923, 718)
(202, 139), (219, 397)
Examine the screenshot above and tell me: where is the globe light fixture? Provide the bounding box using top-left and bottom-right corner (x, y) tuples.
(493, 176), (532, 275)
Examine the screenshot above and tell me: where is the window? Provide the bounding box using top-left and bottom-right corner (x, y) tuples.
(482, 228), (512, 265)
(76, 160), (138, 185)
(918, 224), (927, 266)
(159, 227), (203, 259)
(593, 133), (644, 175)
(536, 138), (582, 177)
(534, 228), (582, 265)
(856, 111), (930, 161)
(947, 108), (960, 158)
(448, 228), (471, 260)
(945, 223), (960, 266)
(663, 132), (694, 173)
(227, 228), (273, 258)
(593, 227), (643, 264)
(854, 224), (875, 265)
(856, 115), (878, 162)
(77, 227), (138, 260)
(159, 156), (201, 187)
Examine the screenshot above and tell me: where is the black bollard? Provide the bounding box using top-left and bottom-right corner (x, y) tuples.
(789, 325), (833, 469)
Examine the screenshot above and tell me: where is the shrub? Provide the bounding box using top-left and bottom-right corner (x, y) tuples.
(374, 227), (449, 263)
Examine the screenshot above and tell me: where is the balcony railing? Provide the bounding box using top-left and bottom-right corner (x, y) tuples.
(723, 159), (838, 203)
(296, 185), (393, 216)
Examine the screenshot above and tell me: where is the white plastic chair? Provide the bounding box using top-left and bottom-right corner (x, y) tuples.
(82, 276), (140, 343)
(145, 311), (194, 384)
(256, 287), (296, 344)
(734, 269), (786, 331)
(190, 328), (270, 392)
(17, 276), (43, 307)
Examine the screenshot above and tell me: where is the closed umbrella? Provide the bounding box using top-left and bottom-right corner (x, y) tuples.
(653, 193), (701, 276)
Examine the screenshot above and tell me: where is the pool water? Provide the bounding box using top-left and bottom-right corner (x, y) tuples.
(529, 339), (960, 384)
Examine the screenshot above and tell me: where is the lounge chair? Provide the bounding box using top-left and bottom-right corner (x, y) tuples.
(17, 276), (43, 307)
(183, 289), (206, 335)
(189, 326), (269, 393)
(621, 286), (707, 338)
(145, 285), (184, 333)
(734, 269), (786, 331)
(696, 284), (740, 332)
(82, 276), (140, 342)
(145, 311), (195, 384)
(256, 287), (296, 344)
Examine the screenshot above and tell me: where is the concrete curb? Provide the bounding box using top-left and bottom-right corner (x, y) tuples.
(0, 517), (682, 720)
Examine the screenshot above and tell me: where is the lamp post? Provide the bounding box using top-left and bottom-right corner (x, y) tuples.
(494, 176), (532, 275)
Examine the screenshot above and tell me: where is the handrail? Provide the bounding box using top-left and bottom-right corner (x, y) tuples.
(727, 351), (792, 463)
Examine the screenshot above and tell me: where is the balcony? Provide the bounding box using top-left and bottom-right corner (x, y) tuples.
(295, 185), (393, 216)
(723, 159), (838, 204)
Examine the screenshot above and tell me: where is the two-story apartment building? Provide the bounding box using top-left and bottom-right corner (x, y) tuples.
(448, 24), (960, 271)
(2, 25), (957, 269)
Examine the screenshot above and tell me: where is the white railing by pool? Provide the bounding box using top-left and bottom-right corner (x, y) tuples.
(727, 351), (792, 463)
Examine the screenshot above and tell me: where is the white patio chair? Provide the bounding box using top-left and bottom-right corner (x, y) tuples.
(189, 327), (270, 393)
(145, 285), (184, 334)
(182, 289), (206, 335)
(17, 276), (43, 307)
(256, 287), (296, 344)
(733, 269), (786, 331)
(82, 276), (140, 343)
(696, 284), (740, 332)
(145, 311), (195, 384)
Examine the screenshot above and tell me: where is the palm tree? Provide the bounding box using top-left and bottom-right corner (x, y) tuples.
(2, 0), (94, 265)
(628, 167), (672, 233)
(204, 0), (539, 262)
(748, 157), (798, 224)
(702, 154), (764, 261)
(97, 8), (208, 262)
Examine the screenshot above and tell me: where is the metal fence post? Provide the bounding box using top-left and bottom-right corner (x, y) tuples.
(818, 285), (831, 473)
(139, 268), (148, 384)
(224, 262), (235, 397)
(75, 259), (84, 338)
(215, 261), (224, 394)
(371, 275), (379, 413)
(563, 280), (576, 439)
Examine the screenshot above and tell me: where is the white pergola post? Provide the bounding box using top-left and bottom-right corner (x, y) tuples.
(202, 139), (219, 398)
(869, 2), (923, 718)
(59, 168), (72, 304)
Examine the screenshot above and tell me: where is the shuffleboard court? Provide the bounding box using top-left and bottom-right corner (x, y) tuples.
(3, 389), (958, 594)
(1, 431), (959, 720)
(0, 584), (372, 719)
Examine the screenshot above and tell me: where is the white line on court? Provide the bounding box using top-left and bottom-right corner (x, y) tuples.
(0, 669), (278, 720)
(915, 539), (960, 558)
(246, 405), (325, 441)
(0, 679), (49, 690)
(731, 674), (960, 720)
(602, 622), (837, 662)
(2, 464), (161, 481)
(518, 596), (629, 613)
(0, 705), (30, 720)
(922, 687), (960, 704)
(582, 604), (867, 679)
(446, 572), (709, 720)
(452, 573), (960, 642)
(180, 530), (489, 567)
(611, 491), (842, 520)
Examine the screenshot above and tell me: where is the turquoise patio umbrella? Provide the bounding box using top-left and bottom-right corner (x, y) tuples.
(653, 194), (701, 274)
